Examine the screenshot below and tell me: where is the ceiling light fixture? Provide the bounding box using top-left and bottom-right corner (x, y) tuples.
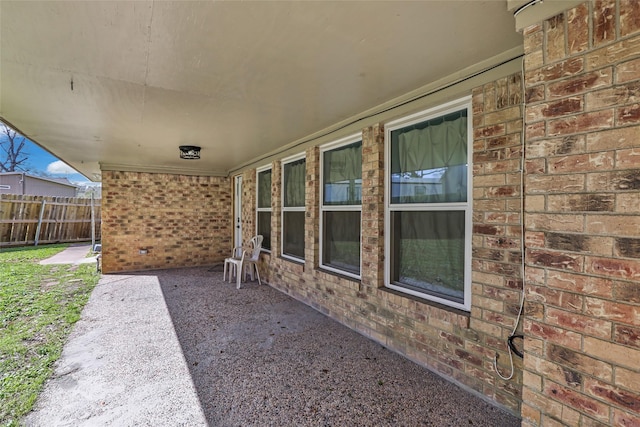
(179, 145), (201, 160)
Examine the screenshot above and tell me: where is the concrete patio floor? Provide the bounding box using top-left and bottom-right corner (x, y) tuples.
(25, 267), (521, 426)
(38, 244), (98, 266)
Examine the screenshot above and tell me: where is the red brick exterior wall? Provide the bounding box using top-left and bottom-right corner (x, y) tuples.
(361, 124), (386, 291)
(522, 1), (640, 425)
(472, 73), (526, 410)
(240, 169), (256, 246)
(240, 83), (526, 415)
(101, 171), (231, 272)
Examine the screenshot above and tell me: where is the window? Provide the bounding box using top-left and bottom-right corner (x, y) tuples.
(385, 97), (472, 311)
(256, 166), (272, 251)
(282, 154), (306, 261)
(320, 136), (362, 278)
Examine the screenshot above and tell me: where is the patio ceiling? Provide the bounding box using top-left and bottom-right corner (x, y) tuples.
(0, 1), (522, 181)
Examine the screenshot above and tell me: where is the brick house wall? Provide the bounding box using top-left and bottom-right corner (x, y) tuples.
(472, 72), (526, 410)
(235, 73), (526, 415)
(240, 169), (256, 246)
(521, 1), (640, 426)
(101, 171), (231, 272)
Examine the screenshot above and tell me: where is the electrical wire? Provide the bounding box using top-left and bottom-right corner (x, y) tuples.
(493, 56), (527, 381)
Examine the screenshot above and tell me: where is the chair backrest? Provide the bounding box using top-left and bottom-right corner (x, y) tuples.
(247, 235), (263, 261)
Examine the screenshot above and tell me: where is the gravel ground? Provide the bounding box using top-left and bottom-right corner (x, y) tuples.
(26, 267), (521, 426)
(159, 267), (520, 426)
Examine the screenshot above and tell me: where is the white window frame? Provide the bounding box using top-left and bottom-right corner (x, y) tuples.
(281, 153), (306, 262)
(384, 96), (473, 311)
(256, 165), (272, 253)
(319, 134), (362, 279)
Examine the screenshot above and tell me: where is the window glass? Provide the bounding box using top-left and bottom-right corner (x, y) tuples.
(257, 169), (272, 209)
(320, 138), (362, 277)
(323, 141), (362, 205)
(257, 211), (271, 251)
(322, 211), (361, 274)
(283, 211), (305, 258)
(386, 101), (471, 310)
(390, 210), (465, 304)
(282, 157), (305, 260)
(256, 168), (272, 251)
(390, 110), (467, 204)
(284, 159), (305, 207)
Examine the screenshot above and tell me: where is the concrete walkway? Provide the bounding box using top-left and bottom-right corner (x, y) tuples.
(25, 267), (520, 426)
(24, 273), (208, 427)
(38, 244), (98, 266)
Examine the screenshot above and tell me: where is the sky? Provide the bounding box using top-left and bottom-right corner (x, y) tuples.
(2, 133), (92, 185)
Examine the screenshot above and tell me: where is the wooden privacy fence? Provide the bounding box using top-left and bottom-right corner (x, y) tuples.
(0, 194), (101, 247)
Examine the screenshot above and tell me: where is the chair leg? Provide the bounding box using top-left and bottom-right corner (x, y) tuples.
(248, 263), (255, 281)
(254, 264), (262, 286)
(223, 261), (227, 282)
(236, 264), (242, 290)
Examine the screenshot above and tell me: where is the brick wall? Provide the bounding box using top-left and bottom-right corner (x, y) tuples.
(240, 169), (256, 246)
(361, 124), (386, 291)
(102, 171), (231, 273)
(472, 72), (526, 411)
(522, 1), (640, 425)
(243, 80), (526, 415)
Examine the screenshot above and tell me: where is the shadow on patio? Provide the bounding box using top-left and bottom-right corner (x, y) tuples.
(157, 267), (520, 426)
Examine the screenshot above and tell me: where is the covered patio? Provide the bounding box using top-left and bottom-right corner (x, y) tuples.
(5, 1), (640, 425)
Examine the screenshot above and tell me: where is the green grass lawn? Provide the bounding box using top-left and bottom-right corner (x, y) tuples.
(0, 244), (99, 427)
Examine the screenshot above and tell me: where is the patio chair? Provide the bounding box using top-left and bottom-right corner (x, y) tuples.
(223, 235), (263, 289)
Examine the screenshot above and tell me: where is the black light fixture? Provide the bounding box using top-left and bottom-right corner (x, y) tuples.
(179, 145), (201, 160)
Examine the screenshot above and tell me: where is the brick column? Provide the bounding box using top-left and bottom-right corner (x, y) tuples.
(241, 169), (255, 245)
(361, 124), (385, 290)
(305, 146), (320, 271)
(522, 1), (640, 425)
(471, 71), (525, 412)
(271, 160), (282, 258)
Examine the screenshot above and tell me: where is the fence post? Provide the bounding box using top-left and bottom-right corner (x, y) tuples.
(34, 199), (46, 246)
(91, 194), (96, 249)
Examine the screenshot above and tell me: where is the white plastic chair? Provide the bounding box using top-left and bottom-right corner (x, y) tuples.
(223, 235), (263, 289)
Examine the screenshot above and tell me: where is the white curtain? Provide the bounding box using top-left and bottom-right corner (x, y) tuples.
(285, 160), (305, 207)
(258, 170), (271, 209)
(397, 115), (467, 203)
(396, 211), (465, 301)
(391, 113), (467, 301)
(323, 143), (362, 205)
(323, 211), (360, 274)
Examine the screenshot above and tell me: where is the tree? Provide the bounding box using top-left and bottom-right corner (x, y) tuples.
(0, 123), (29, 172)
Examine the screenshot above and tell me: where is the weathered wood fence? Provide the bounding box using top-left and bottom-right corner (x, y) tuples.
(0, 194), (101, 247)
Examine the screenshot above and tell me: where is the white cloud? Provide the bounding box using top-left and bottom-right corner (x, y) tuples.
(46, 160), (77, 175)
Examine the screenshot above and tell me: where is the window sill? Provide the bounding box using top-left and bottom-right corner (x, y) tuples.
(317, 267), (361, 284)
(379, 286), (470, 322)
(280, 255), (304, 265)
